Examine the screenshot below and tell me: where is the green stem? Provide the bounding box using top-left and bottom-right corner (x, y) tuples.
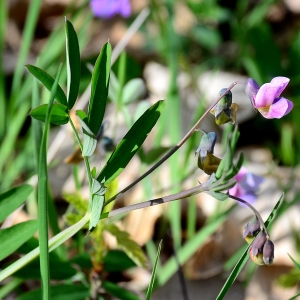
(38, 65), (63, 299)
(69, 117), (93, 191)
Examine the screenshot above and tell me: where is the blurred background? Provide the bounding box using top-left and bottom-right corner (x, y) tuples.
(1, 0), (300, 299)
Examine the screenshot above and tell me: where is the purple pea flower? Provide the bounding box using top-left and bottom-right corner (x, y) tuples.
(245, 77), (293, 119)
(229, 166), (264, 205)
(90, 0), (131, 19)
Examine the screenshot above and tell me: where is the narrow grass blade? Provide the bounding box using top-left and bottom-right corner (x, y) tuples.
(88, 42), (112, 135)
(289, 292), (300, 300)
(216, 246), (249, 300)
(97, 100), (165, 184)
(0, 101), (30, 181)
(0, 185), (33, 223)
(0, 220), (38, 261)
(288, 254), (300, 271)
(10, 0), (42, 103)
(146, 240), (162, 300)
(26, 65), (67, 106)
(0, 278), (23, 299)
(37, 64), (63, 299)
(65, 18), (81, 109)
(0, 0), (7, 138)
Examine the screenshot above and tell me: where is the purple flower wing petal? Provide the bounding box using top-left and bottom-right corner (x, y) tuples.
(120, 0), (131, 17)
(267, 97), (293, 119)
(241, 173), (264, 191)
(255, 83), (284, 108)
(270, 77), (290, 97)
(238, 193), (257, 206)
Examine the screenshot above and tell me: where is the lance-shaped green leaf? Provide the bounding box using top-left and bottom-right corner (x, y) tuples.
(88, 178), (107, 232)
(102, 281), (140, 300)
(76, 110), (97, 157)
(0, 185), (33, 223)
(88, 42), (111, 135)
(0, 220), (38, 261)
(97, 100), (165, 184)
(30, 103), (69, 125)
(26, 65), (67, 106)
(65, 19), (80, 109)
(16, 284), (89, 300)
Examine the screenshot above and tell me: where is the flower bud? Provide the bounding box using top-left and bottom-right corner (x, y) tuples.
(244, 78), (260, 109)
(243, 216), (260, 244)
(195, 131), (221, 175)
(210, 89), (239, 125)
(263, 239), (274, 265)
(249, 231), (266, 265)
(250, 231), (267, 257)
(197, 152), (221, 175)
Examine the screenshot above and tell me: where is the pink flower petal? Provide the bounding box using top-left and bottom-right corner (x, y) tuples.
(90, 0), (131, 19)
(270, 77), (290, 97)
(264, 97), (293, 119)
(255, 83), (284, 108)
(235, 166), (247, 181)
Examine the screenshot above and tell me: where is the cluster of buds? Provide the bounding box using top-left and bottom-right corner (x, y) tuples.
(243, 217), (274, 265)
(195, 77), (294, 267)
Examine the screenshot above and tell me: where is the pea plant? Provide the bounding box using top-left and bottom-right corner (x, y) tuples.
(0, 18), (296, 300)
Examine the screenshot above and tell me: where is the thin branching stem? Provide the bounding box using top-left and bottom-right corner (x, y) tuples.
(102, 182), (210, 218)
(105, 81), (244, 206)
(227, 193), (269, 238)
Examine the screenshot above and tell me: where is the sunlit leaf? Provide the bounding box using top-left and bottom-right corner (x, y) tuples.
(30, 103), (69, 125)
(26, 65), (67, 106)
(88, 42), (111, 135)
(0, 220), (38, 261)
(0, 185), (33, 223)
(65, 19), (81, 109)
(97, 100), (165, 184)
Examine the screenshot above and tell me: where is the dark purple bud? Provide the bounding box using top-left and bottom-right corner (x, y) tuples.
(250, 231), (267, 257)
(243, 216), (260, 238)
(245, 78), (260, 109)
(263, 239), (274, 265)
